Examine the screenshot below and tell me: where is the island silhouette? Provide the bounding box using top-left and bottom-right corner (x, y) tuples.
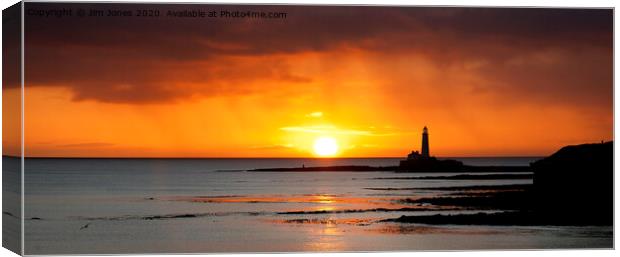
(251, 127), (529, 173)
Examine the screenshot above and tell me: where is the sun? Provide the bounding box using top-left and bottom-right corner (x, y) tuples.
(313, 137), (339, 157)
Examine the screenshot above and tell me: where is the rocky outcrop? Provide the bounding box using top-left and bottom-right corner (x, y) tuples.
(531, 141), (613, 225)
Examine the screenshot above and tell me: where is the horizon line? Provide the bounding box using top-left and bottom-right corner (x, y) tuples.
(2, 155), (545, 159)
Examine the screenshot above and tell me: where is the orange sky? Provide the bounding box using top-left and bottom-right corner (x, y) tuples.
(4, 4), (613, 158)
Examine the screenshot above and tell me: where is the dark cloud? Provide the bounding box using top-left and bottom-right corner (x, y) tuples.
(22, 3), (612, 104)
(3, 3), (21, 89)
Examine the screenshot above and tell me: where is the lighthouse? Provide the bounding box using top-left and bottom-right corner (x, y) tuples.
(399, 126), (464, 171)
(421, 126), (430, 157)
(404, 126), (431, 160)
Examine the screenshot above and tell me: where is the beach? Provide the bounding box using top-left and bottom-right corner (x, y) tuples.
(15, 157), (612, 254)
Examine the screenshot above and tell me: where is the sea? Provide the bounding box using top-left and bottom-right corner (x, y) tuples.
(3, 157), (612, 254)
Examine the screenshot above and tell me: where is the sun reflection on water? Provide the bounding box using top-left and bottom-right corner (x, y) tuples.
(314, 194), (336, 204)
(304, 222), (347, 251)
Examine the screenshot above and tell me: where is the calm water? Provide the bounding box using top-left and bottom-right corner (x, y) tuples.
(10, 157), (612, 254)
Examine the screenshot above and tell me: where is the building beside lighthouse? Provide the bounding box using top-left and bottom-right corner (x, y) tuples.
(399, 126), (464, 172)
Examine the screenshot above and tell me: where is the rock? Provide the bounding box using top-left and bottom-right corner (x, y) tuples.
(531, 141), (613, 225)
